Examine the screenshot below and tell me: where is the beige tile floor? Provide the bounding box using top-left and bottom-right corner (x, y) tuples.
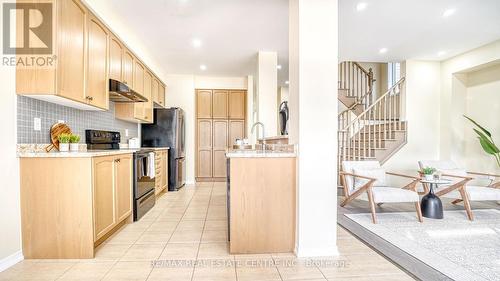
(0, 182), (414, 281)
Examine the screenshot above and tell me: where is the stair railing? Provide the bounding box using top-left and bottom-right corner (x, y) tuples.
(338, 78), (405, 166)
(338, 61), (375, 110)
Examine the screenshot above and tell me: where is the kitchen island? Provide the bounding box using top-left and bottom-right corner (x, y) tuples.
(226, 149), (296, 254)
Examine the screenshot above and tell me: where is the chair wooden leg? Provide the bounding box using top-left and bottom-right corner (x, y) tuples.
(367, 190), (377, 224)
(415, 201), (423, 223)
(451, 199), (463, 205)
(458, 188), (474, 221)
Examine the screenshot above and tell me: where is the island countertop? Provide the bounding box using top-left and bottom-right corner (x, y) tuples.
(17, 146), (170, 158)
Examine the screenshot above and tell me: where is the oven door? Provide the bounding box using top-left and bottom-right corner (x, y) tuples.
(134, 153), (155, 198)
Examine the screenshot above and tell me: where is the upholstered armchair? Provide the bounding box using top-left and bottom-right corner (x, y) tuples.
(418, 160), (500, 221)
(340, 161), (422, 224)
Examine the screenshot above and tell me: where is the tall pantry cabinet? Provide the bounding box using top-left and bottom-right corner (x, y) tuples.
(196, 90), (246, 181)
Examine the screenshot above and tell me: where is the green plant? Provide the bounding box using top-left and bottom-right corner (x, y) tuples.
(58, 133), (71, 144)
(464, 115), (500, 168)
(69, 134), (81, 143)
(421, 167), (436, 175)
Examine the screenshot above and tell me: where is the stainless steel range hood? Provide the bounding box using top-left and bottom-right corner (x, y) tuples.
(109, 79), (148, 102)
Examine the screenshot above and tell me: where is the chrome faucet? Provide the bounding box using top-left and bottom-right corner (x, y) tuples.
(251, 122), (266, 150)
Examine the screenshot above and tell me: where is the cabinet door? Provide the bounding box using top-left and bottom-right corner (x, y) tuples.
(197, 119), (212, 177)
(122, 50), (134, 87)
(213, 120), (228, 178)
(143, 71), (153, 123)
(212, 90), (228, 119)
(197, 90), (212, 118)
(93, 156), (116, 240)
(161, 151), (168, 190)
(87, 15), (109, 110)
(109, 36), (123, 81)
(115, 155), (132, 222)
(133, 61), (145, 120)
(229, 91), (246, 119)
(159, 83), (166, 107)
(229, 120), (245, 146)
(152, 78), (159, 105)
(57, 0), (87, 104)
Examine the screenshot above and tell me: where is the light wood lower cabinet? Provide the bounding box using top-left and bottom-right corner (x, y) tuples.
(213, 120), (228, 178)
(154, 150), (168, 195)
(93, 156), (116, 240)
(229, 157), (296, 254)
(19, 154), (133, 259)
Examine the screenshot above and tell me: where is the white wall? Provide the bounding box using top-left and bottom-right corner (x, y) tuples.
(0, 0), (22, 269)
(440, 39), (500, 164)
(290, 0), (338, 257)
(164, 75), (249, 184)
(163, 75), (196, 184)
(382, 61), (441, 180)
(464, 65), (500, 174)
(257, 52), (279, 137)
(0, 66), (22, 270)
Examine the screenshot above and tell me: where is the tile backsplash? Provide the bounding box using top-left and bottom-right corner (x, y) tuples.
(17, 96), (139, 144)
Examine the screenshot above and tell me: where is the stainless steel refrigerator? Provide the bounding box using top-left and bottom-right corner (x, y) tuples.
(141, 108), (185, 191)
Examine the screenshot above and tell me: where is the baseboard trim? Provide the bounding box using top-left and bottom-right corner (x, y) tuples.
(0, 251), (24, 272)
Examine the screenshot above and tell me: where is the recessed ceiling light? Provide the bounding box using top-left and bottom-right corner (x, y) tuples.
(285, 81), (290, 85)
(356, 2), (367, 11)
(199, 64), (207, 71)
(277, 65), (282, 70)
(437, 51), (447, 56)
(379, 48), (388, 54)
(192, 38), (202, 48)
(442, 8), (455, 17)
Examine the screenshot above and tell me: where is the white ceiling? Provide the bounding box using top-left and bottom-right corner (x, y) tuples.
(340, 0), (500, 62)
(85, 0), (289, 86)
(86, 0), (500, 87)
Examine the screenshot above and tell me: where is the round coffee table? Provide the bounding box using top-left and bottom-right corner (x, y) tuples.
(420, 179), (452, 219)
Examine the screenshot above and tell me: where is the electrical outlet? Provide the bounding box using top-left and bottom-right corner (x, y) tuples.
(125, 129), (129, 137)
(34, 118), (41, 131)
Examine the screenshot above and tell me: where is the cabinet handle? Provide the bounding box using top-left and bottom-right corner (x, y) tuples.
(115, 159), (121, 163)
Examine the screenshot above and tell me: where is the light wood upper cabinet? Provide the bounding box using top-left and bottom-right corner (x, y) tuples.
(197, 90), (212, 118)
(229, 120), (245, 146)
(93, 156), (116, 240)
(16, 0), (166, 114)
(109, 36), (123, 82)
(122, 50), (134, 87)
(229, 91), (246, 119)
(152, 78), (159, 105)
(159, 83), (166, 107)
(114, 155), (132, 222)
(86, 15), (109, 110)
(213, 90), (229, 119)
(57, 0), (88, 105)
(143, 71), (153, 123)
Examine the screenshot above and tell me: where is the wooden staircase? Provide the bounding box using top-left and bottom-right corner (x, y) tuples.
(338, 61), (407, 166)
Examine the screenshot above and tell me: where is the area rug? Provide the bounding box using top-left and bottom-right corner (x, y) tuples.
(345, 209), (500, 281)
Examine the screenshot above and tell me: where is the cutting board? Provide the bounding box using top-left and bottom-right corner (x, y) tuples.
(45, 123), (72, 152)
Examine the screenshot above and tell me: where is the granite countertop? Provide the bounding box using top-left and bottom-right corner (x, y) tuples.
(225, 149), (296, 158)
(258, 135), (289, 141)
(17, 145), (170, 158)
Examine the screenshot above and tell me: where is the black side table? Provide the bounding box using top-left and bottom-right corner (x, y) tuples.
(420, 179), (452, 219)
